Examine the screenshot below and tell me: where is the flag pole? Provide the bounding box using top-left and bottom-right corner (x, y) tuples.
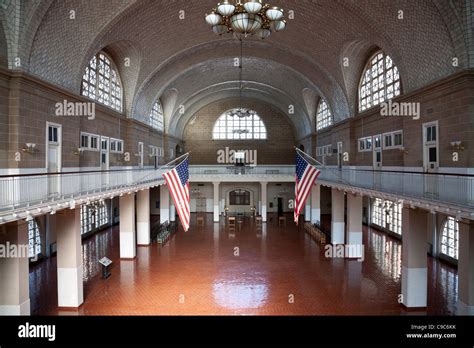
(158, 151), (191, 170)
(294, 147), (324, 167)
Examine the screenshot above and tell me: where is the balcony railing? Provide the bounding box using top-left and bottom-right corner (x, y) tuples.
(189, 164), (295, 176)
(316, 167), (474, 209)
(0, 168), (166, 212)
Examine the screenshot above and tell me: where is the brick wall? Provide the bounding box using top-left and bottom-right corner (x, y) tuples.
(183, 98), (296, 165)
(316, 70), (474, 170)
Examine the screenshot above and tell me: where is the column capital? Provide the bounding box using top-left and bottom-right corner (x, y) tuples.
(213, 181), (220, 186)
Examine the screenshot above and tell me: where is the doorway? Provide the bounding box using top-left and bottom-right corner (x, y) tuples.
(277, 197), (283, 216)
(372, 134), (382, 170)
(138, 142), (144, 169)
(337, 141), (343, 169)
(100, 136), (110, 171)
(46, 122), (62, 196)
(423, 121), (439, 172)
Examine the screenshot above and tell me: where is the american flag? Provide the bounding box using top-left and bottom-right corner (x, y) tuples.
(294, 151), (320, 224)
(163, 157), (190, 232)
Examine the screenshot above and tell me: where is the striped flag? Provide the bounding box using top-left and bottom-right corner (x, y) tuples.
(294, 151), (320, 225)
(163, 157), (190, 232)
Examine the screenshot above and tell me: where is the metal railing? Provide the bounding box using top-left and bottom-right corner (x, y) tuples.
(316, 167), (474, 208)
(0, 168), (166, 211)
(189, 164), (294, 176)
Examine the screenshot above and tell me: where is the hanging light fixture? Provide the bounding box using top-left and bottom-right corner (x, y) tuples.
(205, 0), (287, 40)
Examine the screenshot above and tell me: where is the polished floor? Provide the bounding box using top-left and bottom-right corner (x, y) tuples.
(29, 214), (458, 315)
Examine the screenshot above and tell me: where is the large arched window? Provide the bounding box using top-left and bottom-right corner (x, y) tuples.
(28, 219), (41, 258)
(359, 51), (401, 112)
(149, 99), (164, 131)
(440, 217), (459, 260)
(371, 198), (402, 235)
(212, 108), (267, 140)
(82, 52), (122, 112)
(316, 98), (333, 131)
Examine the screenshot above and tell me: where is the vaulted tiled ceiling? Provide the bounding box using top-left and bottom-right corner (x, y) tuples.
(1, 0), (470, 139)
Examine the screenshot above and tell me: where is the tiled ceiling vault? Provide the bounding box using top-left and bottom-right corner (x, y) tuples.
(0, 0), (471, 139)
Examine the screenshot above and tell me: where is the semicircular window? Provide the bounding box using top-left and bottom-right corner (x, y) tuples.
(212, 108), (267, 140)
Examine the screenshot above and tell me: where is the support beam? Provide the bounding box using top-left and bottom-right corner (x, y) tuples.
(331, 189), (345, 244)
(347, 193), (363, 258)
(120, 193), (136, 259)
(311, 184), (321, 225)
(56, 208), (83, 308)
(160, 185), (170, 223)
(213, 182), (220, 223)
(305, 201), (311, 222)
(261, 182), (268, 223)
(137, 189), (150, 246)
(401, 207), (428, 309)
(458, 219), (474, 315)
(170, 202), (176, 222)
(0, 221), (30, 315)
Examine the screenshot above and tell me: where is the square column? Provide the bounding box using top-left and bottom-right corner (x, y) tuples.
(56, 208), (84, 308)
(170, 202), (176, 222)
(160, 185), (170, 223)
(311, 184), (321, 225)
(137, 189), (150, 246)
(457, 219), (474, 315)
(347, 194), (363, 258)
(305, 201), (311, 222)
(261, 182), (268, 223)
(331, 189), (345, 244)
(120, 193), (136, 259)
(0, 221), (30, 315)
(401, 207), (428, 308)
(213, 182), (220, 223)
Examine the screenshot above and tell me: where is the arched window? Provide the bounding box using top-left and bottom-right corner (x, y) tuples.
(359, 51), (401, 112)
(212, 108), (267, 140)
(82, 52), (122, 112)
(440, 217), (459, 260)
(149, 99), (164, 131)
(316, 98), (333, 131)
(28, 219), (41, 258)
(371, 198), (402, 235)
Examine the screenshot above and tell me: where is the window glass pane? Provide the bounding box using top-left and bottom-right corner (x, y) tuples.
(212, 109), (266, 140)
(359, 51), (401, 112)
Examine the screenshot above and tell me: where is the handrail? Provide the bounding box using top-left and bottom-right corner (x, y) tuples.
(0, 167), (157, 179)
(316, 167), (474, 178)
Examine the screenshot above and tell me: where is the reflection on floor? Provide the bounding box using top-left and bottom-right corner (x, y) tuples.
(29, 214), (458, 315)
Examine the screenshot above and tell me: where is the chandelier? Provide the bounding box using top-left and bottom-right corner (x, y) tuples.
(205, 0), (286, 40)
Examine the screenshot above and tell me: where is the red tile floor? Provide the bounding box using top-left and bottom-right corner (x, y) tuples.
(29, 213), (458, 315)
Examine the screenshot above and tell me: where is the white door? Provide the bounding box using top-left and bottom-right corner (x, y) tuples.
(423, 122), (439, 172)
(373, 134), (382, 170)
(138, 142), (144, 169)
(337, 141), (343, 169)
(100, 137), (109, 171)
(46, 123), (61, 196)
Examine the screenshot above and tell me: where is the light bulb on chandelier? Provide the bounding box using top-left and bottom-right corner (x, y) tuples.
(205, 0), (286, 39)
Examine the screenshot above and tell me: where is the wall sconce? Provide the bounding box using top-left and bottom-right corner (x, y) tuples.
(74, 147), (84, 155)
(450, 141), (464, 151)
(22, 143), (38, 154)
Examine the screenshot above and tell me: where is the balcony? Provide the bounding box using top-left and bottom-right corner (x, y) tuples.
(0, 169), (166, 223)
(189, 165), (294, 182)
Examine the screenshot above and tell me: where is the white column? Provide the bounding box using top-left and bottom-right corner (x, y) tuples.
(0, 221), (30, 315)
(347, 194), (363, 258)
(160, 185), (170, 223)
(261, 182), (268, 223)
(311, 184), (321, 225)
(137, 189), (150, 246)
(401, 207), (428, 308)
(457, 219), (474, 315)
(331, 189), (345, 244)
(170, 202), (176, 222)
(213, 182), (220, 223)
(305, 201), (311, 222)
(56, 208), (84, 308)
(120, 193), (136, 259)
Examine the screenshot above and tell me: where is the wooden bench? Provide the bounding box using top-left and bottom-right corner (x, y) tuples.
(197, 216), (205, 226)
